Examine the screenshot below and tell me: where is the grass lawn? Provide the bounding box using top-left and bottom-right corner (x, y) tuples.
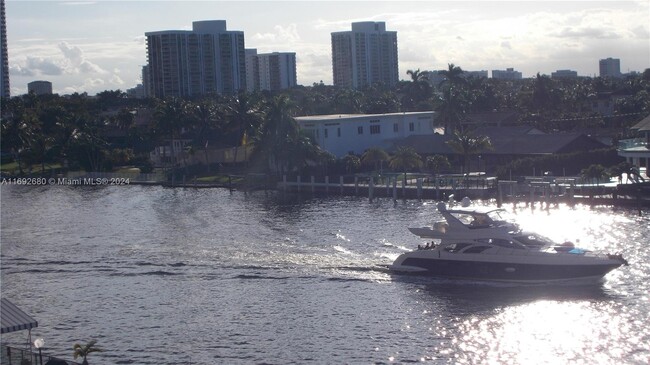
(0, 161), (62, 175)
(195, 174), (243, 184)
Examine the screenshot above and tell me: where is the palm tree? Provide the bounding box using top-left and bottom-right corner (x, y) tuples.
(332, 89), (363, 114)
(446, 129), (492, 176)
(361, 147), (389, 173)
(153, 97), (190, 168)
(435, 86), (467, 134)
(342, 154), (361, 174)
(439, 63), (466, 88)
(426, 154), (451, 177)
(191, 98), (221, 172)
(402, 69), (432, 111)
(581, 164), (607, 186)
(73, 340), (103, 365)
(253, 94), (300, 174)
(389, 146), (423, 186)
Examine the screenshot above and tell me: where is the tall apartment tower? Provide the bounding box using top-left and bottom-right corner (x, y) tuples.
(145, 20), (246, 98)
(245, 49), (259, 92)
(246, 49), (297, 92)
(0, 0), (9, 98)
(331, 22), (398, 89)
(599, 58), (621, 78)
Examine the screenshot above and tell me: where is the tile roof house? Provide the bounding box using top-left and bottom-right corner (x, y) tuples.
(391, 126), (608, 172)
(618, 114), (650, 177)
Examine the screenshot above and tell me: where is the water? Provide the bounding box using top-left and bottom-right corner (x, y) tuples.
(1, 185), (649, 364)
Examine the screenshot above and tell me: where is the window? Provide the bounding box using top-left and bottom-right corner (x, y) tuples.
(393, 123), (398, 133)
(463, 246), (492, 254)
(324, 128), (328, 138)
(370, 125), (381, 134)
(337, 128), (341, 137)
(409, 122), (415, 132)
(358, 126), (363, 134)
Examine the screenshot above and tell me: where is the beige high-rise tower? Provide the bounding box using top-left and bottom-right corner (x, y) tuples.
(331, 22), (398, 89)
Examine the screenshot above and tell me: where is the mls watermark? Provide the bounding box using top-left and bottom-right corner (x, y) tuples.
(1, 177), (131, 186)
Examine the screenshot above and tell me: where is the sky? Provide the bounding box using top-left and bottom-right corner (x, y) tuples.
(5, 0), (650, 95)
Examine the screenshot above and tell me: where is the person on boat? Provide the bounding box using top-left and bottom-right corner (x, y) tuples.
(470, 215), (488, 228)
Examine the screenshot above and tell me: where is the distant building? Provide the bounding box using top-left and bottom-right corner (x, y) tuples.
(551, 69), (578, 79)
(424, 69), (488, 89)
(296, 111), (436, 158)
(331, 22), (399, 89)
(245, 49), (259, 92)
(126, 84), (145, 99)
(0, 0), (9, 98)
(141, 65), (152, 98)
(27, 80), (52, 95)
(492, 68), (522, 80)
(145, 20), (246, 98)
(617, 114), (650, 178)
(599, 58), (621, 78)
(245, 50), (297, 92)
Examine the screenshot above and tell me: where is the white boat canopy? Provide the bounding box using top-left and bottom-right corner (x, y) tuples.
(1, 298), (38, 334)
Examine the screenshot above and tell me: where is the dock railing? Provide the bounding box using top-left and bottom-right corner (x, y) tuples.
(2, 345), (81, 365)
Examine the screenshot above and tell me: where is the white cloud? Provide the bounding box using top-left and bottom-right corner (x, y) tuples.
(110, 74), (124, 85)
(10, 57), (64, 76)
(251, 24), (301, 46)
(58, 42), (107, 74)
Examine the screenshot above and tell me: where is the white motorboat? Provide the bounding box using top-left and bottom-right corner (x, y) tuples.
(388, 202), (628, 283)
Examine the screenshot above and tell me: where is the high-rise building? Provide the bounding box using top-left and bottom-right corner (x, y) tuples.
(145, 20), (246, 98)
(245, 49), (259, 92)
(141, 65), (151, 98)
(599, 58), (621, 78)
(1, 0), (10, 98)
(27, 80), (52, 95)
(551, 69), (578, 79)
(246, 50), (296, 92)
(492, 68), (522, 80)
(331, 22), (398, 89)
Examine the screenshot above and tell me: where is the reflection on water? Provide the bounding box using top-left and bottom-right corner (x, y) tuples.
(1, 186), (649, 364)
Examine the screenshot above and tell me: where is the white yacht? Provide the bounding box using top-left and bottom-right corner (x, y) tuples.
(389, 202), (628, 283)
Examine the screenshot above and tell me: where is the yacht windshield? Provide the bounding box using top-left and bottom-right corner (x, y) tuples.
(513, 233), (555, 248)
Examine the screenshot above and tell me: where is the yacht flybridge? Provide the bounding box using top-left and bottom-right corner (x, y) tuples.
(389, 202), (628, 283)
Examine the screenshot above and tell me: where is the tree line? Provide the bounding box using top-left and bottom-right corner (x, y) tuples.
(1, 65), (649, 178)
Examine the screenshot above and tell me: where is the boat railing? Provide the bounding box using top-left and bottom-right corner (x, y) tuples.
(1, 344), (82, 365)
(477, 246), (610, 258)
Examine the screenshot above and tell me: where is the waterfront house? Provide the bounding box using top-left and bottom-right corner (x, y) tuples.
(391, 126), (607, 173)
(295, 111), (438, 158)
(618, 114), (650, 177)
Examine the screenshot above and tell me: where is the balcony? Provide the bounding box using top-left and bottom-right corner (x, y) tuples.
(618, 138), (648, 151)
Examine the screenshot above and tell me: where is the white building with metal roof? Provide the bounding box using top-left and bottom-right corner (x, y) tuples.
(296, 111), (438, 158)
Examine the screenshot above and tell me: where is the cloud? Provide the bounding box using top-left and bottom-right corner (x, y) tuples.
(110, 74), (124, 85)
(553, 26), (622, 40)
(10, 56), (65, 76)
(251, 24), (301, 45)
(58, 42), (107, 74)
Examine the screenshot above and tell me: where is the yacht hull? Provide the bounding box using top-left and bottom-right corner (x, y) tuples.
(389, 256), (622, 283)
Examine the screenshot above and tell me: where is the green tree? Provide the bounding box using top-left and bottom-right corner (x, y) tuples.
(153, 98), (191, 167)
(191, 97), (221, 172)
(401, 69), (432, 111)
(439, 63), (466, 88)
(342, 154), (361, 174)
(389, 146), (422, 186)
(361, 147), (389, 173)
(253, 94), (301, 174)
(446, 130), (492, 175)
(581, 164), (607, 185)
(425, 154), (451, 176)
(73, 340), (103, 365)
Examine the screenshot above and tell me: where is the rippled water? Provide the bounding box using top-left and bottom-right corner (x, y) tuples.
(1, 185), (649, 364)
